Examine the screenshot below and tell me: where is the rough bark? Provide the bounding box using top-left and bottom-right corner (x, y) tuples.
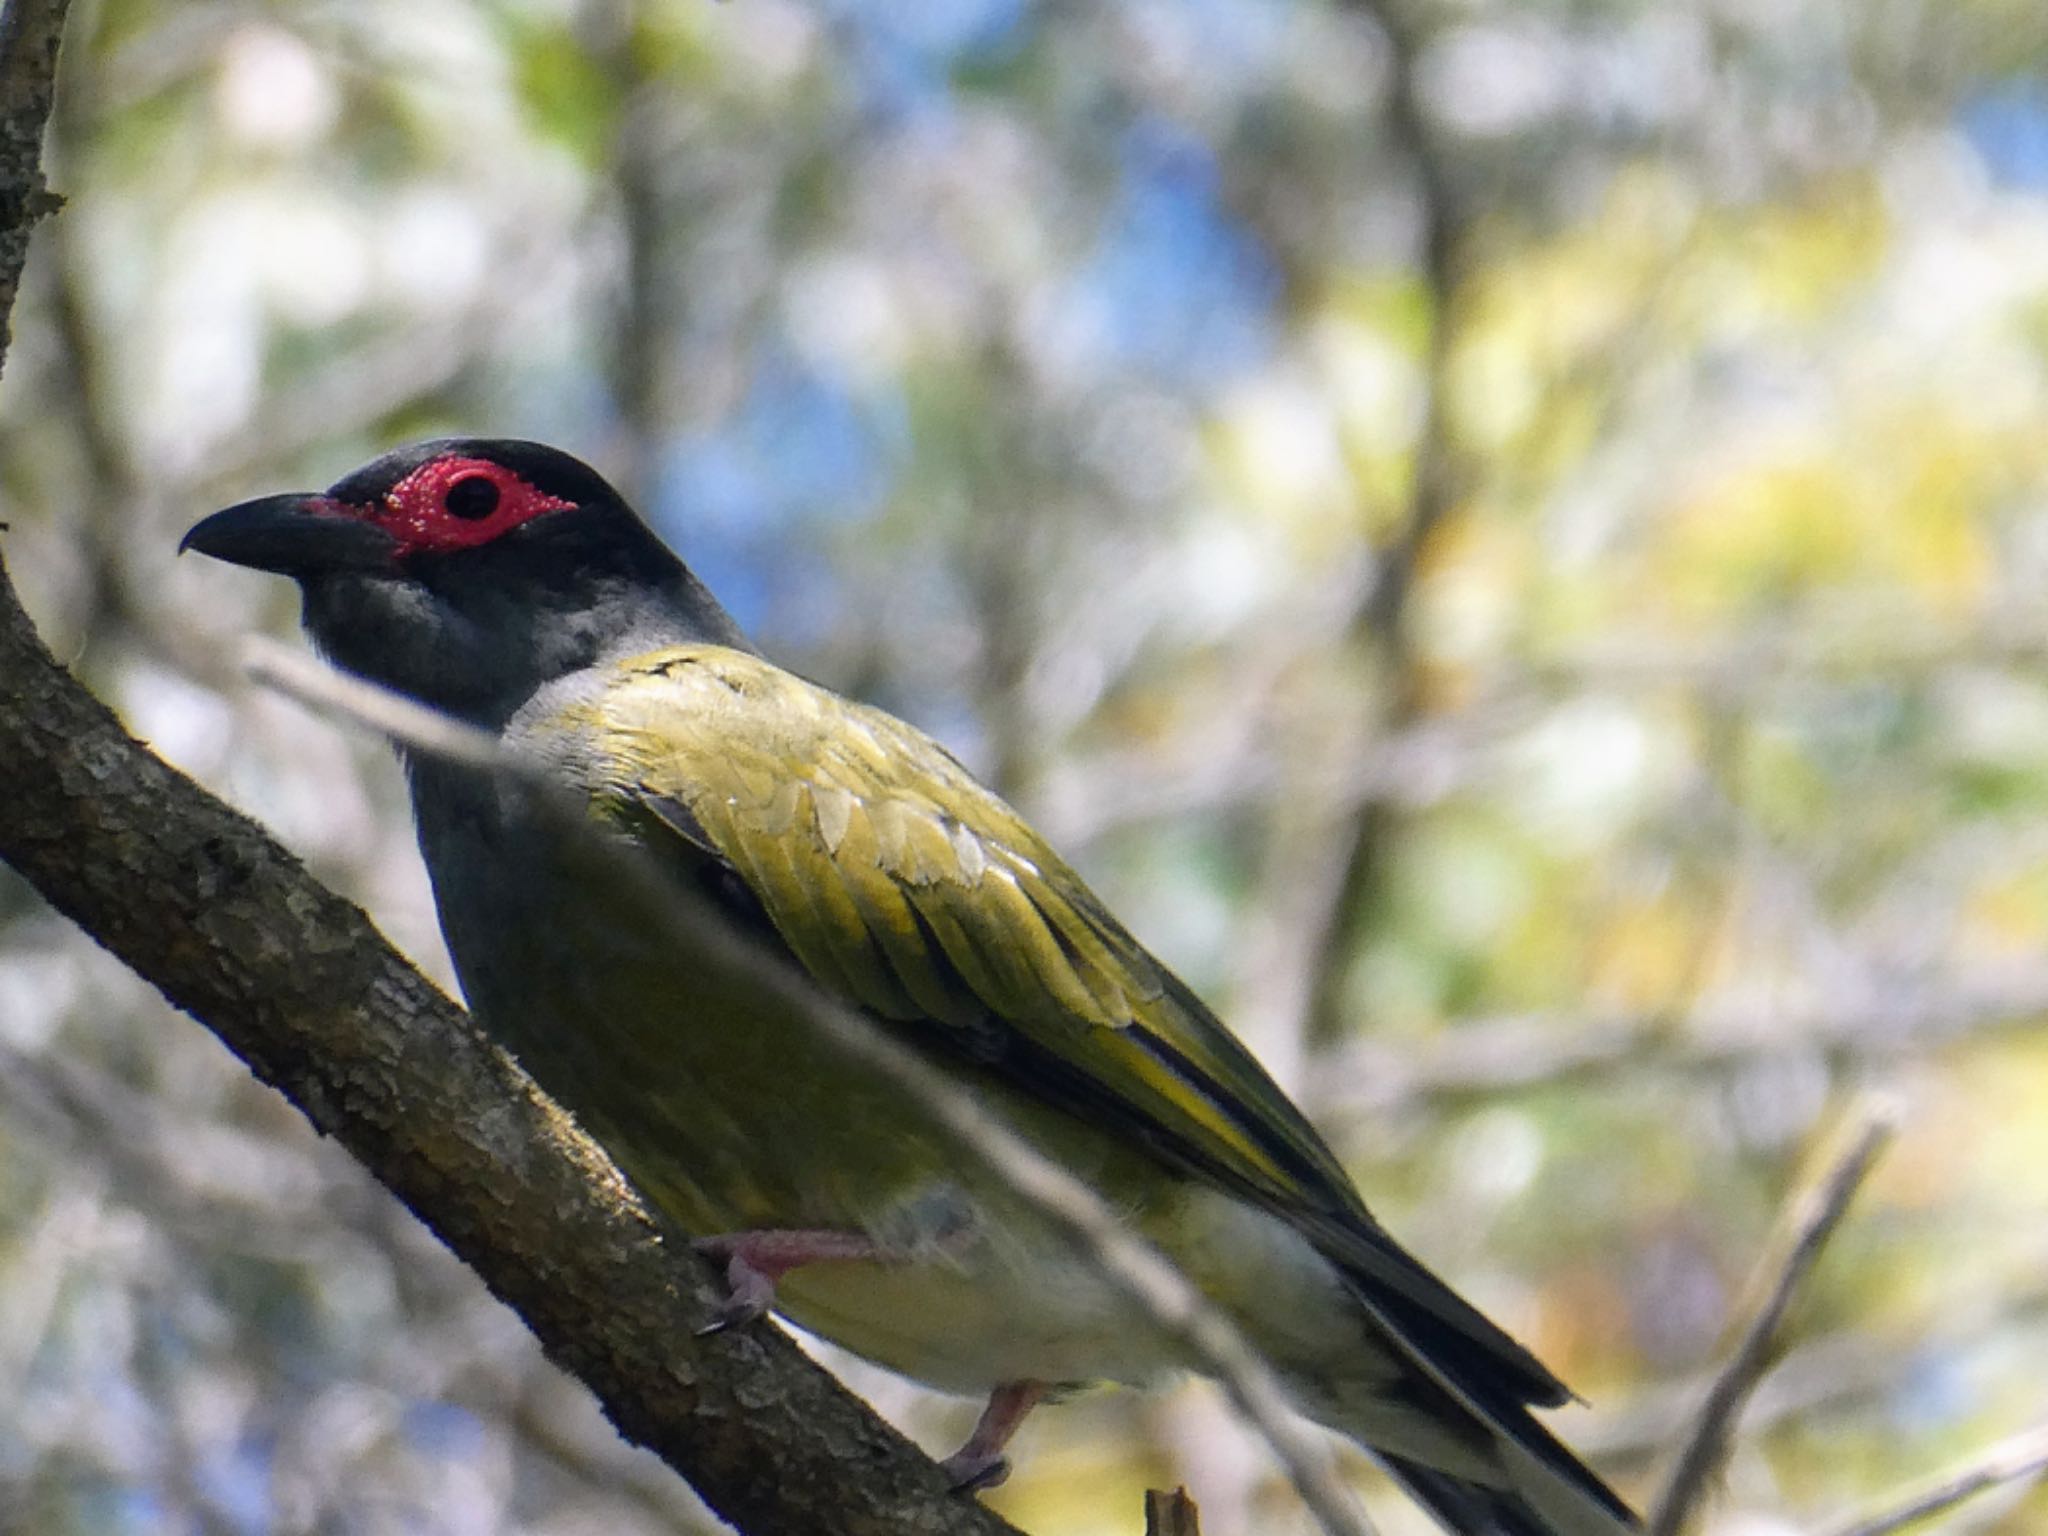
(0, 0), (61, 358)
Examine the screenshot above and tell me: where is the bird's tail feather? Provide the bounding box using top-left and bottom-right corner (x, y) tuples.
(1335, 1375), (1638, 1536)
(1379, 1452), (1630, 1536)
(1336, 1393), (1637, 1536)
(1325, 1280), (1640, 1535)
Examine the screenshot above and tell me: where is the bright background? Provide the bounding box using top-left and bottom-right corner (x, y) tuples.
(4, 1), (2048, 1532)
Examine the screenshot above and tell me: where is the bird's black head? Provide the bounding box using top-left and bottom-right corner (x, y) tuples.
(183, 438), (749, 725)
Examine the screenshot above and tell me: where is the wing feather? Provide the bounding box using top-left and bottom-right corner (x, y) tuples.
(562, 644), (1570, 1409)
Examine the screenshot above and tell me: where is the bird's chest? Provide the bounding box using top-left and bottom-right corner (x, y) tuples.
(405, 765), (1200, 1393)
(413, 770), (877, 1222)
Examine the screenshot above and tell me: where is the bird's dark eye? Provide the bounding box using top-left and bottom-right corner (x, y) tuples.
(444, 476), (500, 520)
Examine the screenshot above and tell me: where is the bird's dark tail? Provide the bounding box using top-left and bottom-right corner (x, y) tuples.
(1377, 1449), (1639, 1536)
(1307, 1223), (1640, 1535)
(1325, 1360), (1639, 1536)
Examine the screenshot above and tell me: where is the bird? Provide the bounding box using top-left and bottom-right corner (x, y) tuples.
(183, 438), (1639, 1536)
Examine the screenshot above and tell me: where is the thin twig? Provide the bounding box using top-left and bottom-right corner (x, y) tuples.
(1582, 1254), (2048, 1471)
(244, 639), (509, 773)
(1144, 1487), (1203, 1536)
(1311, 971), (2048, 1121)
(243, 641), (1379, 1536)
(1821, 1420), (2048, 1536)
(1648, 1100), (1899, 1536)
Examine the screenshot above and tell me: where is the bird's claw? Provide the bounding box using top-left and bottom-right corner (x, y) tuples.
(937, 1379), (1046, 1495)
(690, 1296), (765, 1338)
(940, 1449), (1012, 1493)
(689, 1229), (880, 1337)
(690, 1236), (780, 1335)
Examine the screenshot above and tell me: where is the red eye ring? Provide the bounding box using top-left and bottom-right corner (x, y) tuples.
(374, 455), (575, 556)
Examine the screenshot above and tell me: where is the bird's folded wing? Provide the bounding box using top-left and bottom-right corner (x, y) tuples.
(567, 643), (1567, 1408)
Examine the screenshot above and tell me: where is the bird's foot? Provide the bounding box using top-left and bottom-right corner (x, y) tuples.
(940, 1380), (1050, 1493)
(690, 1229), (881, 1336)
(940, 1448), (1012, 1493)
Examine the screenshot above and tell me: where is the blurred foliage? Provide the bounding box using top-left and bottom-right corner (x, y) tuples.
(6, 0), (2048, 1532)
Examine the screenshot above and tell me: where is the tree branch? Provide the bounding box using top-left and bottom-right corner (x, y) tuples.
(1648, 1102), (1897, 1536)
(1144, 1487), (1203, 1536)
(1821, 1420), (2048, 1536)
(0, 0), (63, 356)
(1301, 0), (1466, 1034)
(0, 9), (1019, 1530)
(1310, 970), (2048, 1121)
(0, 575), (1038, 1536)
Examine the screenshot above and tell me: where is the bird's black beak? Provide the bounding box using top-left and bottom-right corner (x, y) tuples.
(180, 494), (398, 578)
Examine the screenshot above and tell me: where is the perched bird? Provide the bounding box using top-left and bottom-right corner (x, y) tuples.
(184, 439), (1638, 1536)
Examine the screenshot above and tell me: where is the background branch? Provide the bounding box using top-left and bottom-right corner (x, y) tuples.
(1648, 1104), (1897, 1536)
(1144, 1487), (1203, 1536)
(1293, 0), (1468, 1052)
(1823, 1420), (2048, 1536)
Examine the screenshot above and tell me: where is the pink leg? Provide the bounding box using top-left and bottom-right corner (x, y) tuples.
(690, 1229), (881, 1336)
(939, 1380), (1050, 1492)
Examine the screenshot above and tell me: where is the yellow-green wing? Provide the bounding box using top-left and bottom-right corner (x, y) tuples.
(563, 643), (1566, 1404)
